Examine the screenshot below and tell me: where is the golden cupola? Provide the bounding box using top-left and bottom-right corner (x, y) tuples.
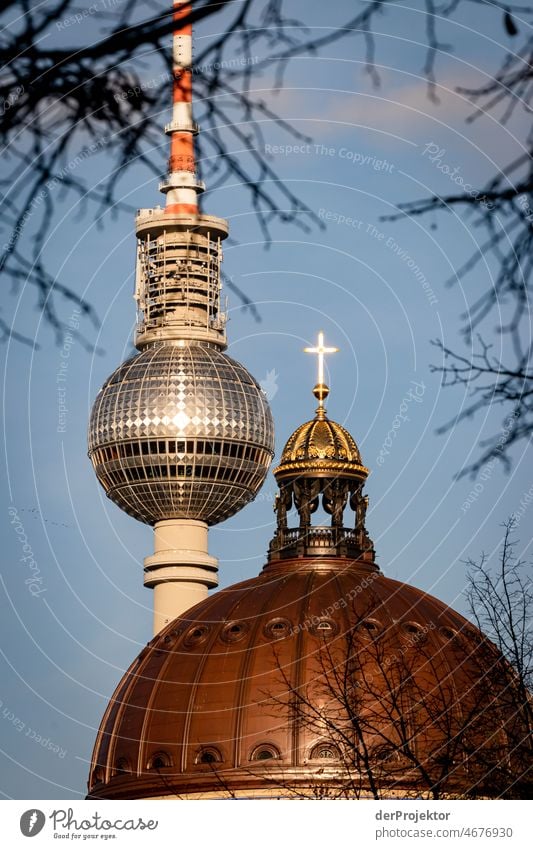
(270, 333), (373, 563)
(275, 413), (367, 480)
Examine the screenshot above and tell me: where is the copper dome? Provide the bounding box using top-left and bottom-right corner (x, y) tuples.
(88, 555), (514, 799)
(87, 350), (528, 800)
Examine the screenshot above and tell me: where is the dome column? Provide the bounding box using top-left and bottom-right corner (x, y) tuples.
(144, 519), (218, 634)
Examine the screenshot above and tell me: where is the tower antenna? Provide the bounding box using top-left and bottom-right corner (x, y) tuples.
(161, 1), (204, 215)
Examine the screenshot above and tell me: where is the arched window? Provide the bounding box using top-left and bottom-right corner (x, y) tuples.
(183, 624), (210, 648)
(309, 618), (338, 638)
(310, 743), (340, 761)
(91, 766), (105, 786)
(114, 757), (131, 775)
(147, 751), (172, 770)
(220, 621), (248, 644)
(372, 745), (399, 765)
(195, 747), (223, 765)
(250, 744), (280, 762)
(263, 618), (292, 640)
(401, 621), (427, 644)
(357, 618), (382, 639)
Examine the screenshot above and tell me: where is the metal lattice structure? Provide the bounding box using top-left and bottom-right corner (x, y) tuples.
(134, 211), (228, 349)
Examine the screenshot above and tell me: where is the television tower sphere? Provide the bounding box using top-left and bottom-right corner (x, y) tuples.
(88, 341), (274, 526)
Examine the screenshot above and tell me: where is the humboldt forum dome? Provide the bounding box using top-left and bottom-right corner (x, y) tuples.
(86, 2), (530, 801)
(88, 378), (527, 800)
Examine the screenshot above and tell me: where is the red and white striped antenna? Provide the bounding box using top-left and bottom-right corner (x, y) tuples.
(160, 1), (204, 215)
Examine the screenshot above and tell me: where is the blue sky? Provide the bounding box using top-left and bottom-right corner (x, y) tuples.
(1, 0), (532, 798)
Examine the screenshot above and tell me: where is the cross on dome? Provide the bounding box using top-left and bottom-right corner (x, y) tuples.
(304, 331), (338, 414)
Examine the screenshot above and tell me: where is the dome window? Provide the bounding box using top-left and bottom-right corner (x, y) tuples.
(439, 626), (462, 645)
(220, 621), (248, 644)
(250, 744), (280, 761)
(196, 747), (222, 765)
(310, 744), (340, 761)
(310, 618), (338, 638)
(114, 757), (131, 775)
(373, 745), (398, 764)
(91, 766), (105, 786)
(401, 621), (427, 643)
(183, 624), (210, 648)
(358, 618), (382, 638)
(263, 618), (292, 640)
(147, 751), (172, 770)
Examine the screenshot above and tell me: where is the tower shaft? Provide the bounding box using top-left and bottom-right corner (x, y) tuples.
(144, 519), (218, 634)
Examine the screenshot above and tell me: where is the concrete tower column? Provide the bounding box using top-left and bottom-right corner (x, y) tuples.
(144, 519), (218, 634)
